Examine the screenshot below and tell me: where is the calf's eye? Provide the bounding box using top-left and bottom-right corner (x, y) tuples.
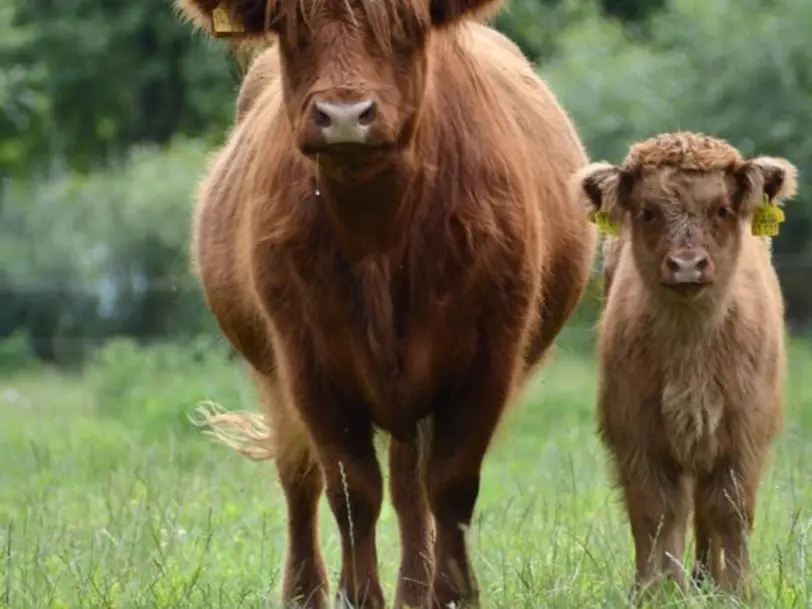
(716, 206), (733, 220)
(637, 208), (655, 223)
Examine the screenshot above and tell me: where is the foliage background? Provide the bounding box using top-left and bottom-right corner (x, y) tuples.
(1, 0), (811, 367)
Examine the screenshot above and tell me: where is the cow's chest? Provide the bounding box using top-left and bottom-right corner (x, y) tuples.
(296, 251), (476, 437)
(659, 350), (726, 472)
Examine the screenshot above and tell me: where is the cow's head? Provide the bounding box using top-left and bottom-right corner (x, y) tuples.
(177, 0), (503, 163)
(573, 132), (798, 301)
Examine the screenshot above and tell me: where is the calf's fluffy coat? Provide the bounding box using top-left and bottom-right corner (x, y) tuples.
(575, 131), (796, 596)
(175, 0), (598, 607)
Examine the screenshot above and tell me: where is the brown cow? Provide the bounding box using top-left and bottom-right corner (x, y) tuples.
(573, 131), (796, 600)
(176, 0), (597, 607)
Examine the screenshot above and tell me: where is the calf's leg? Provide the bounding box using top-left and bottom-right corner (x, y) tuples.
(389, 425), (434, 609)
(619, 460), (690, 598)
(663, 506), (689, 584)
(695, 459), (760, 598)
(691, 502), (722, 588)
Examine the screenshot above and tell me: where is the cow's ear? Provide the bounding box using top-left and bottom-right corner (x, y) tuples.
(428, 0), (503, 28)
(174, 0), (281, 38)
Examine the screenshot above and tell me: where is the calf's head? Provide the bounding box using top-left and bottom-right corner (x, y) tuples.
(177, 0), (503, 161)
(573, 132), (798, 300)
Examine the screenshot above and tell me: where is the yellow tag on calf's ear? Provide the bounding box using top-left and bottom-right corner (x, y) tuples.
(589, 209), (621, 236)
(751, 195), (785, 237)
(211, 5), (245, 36)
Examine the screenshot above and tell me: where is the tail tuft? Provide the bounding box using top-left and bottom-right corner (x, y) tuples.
(189, 400), (274, 461)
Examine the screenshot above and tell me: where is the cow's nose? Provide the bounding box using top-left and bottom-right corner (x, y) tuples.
(311, 99), (377, 144)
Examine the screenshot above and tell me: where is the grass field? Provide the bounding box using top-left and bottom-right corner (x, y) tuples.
(1, 332), (811, 608)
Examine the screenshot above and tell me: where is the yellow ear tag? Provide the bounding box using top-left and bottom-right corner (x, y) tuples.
(589, 209), (621, 236)
(751, 195), (785, 237)
(212, 5), (245, 36)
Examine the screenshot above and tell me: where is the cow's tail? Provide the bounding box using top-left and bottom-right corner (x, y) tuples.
(189, 401), (274, 461)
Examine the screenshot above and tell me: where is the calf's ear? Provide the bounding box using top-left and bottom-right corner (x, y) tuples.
(733, 156), (799, 212)
(174, 0), (280, 38)
(429, 0), (504, 27)
(570, 162), (630, 224)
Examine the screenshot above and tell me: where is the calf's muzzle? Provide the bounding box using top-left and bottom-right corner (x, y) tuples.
(660, 247), (715, 287)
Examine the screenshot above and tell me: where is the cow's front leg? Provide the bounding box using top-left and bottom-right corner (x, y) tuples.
(425, 329), (526, 608)
(292, 375), (386, 609)
(390, 429), (434, 609)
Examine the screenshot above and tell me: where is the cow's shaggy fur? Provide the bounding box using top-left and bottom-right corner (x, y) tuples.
(177, 0), (598, 606)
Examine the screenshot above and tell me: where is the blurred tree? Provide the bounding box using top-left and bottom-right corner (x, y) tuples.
(0, 138), (216, 364)
(0, 0), (671, 178)
(0, 0), (240, 178)
(543, 0), (812, 326)
(2, 0), (812, 367)
(601, 0), (667, 22)
(495, 0), (667, 62)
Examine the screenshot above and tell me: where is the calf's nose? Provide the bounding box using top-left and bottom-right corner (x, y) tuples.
(312, 99), (377, 144)
(662, 249), (712, 284)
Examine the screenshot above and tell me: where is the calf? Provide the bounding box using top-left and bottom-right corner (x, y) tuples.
(574, 131), (796, 598)
(175, 0), (598, 607)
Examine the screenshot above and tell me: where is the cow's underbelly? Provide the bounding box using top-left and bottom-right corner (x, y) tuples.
(307, 307), (477, 441)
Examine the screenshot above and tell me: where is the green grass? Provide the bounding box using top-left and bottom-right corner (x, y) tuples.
(1, 334), (810, 608)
